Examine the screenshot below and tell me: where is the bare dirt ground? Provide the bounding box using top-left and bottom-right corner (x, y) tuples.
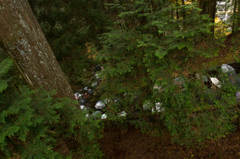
(99, 125), (240, 159)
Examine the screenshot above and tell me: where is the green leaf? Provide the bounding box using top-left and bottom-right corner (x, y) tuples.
(0, 81), (8, 93)
(0, 58), (13, 75)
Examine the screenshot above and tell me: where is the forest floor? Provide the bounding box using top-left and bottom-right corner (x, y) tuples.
(98, 125), (240, 159)
(71, 86), (240, 159)
(71, 84), (240, 159)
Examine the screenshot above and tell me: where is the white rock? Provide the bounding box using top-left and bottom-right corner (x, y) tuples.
(80, 105), (87, 111)
(118, 111), (127, 117)
(210, 77), (222, 88)
(104, 98), (111, 104)
(101, 113), (107, 119)
(95, 100), (105, 109)
(143, 100), (153, 110)
(221, 64), (236, 76)
(152, 102), (164, 113)
(74, 93), (82, 100)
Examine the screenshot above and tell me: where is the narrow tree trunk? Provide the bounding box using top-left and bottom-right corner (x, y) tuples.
(232, 0), (237, 34)
(181, 0), (185, 18)
(238, 0), (240, 28)
(181, 0), (186, 29)
(210, 0), (217, 35)
(0, 0), (75, 100)
(176, 0), (179, 19)
(201, 1), (207, 15)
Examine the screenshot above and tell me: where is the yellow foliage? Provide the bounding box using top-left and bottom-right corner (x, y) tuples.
(214, 17), (231, 39)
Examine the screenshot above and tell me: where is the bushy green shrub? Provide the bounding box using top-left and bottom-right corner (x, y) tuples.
(92, 0), (239, 148)
(0, 57), (103, 158)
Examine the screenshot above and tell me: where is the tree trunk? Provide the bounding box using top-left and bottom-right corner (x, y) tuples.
(198, 0), (216, 36)
(176, 0), (179, 19)
(210, 0), (217, 35)
(238, 0), (240, 27)
(0, 0), (75, 100)
(232, 0), (237, 34)
(181, 0), (186, 29)
(199, 0), (208, 15)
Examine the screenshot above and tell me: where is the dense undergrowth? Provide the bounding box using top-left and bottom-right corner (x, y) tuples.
(1, 0), (240, 158)
(0, 53), (103, 158)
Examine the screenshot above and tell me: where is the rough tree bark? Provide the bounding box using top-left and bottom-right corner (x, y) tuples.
(0, 0), (75, 100)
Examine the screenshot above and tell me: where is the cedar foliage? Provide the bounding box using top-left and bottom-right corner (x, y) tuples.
(0, 53), (103, 158)
(91, 0), (240, 148)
